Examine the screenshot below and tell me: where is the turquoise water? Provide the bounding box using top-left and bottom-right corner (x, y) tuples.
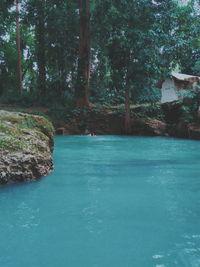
(0, 136), (200, 267)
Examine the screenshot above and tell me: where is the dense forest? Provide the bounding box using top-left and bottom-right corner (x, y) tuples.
(0, 1), (199, 116)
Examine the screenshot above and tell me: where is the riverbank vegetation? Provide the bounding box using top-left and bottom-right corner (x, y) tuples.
(0, 0), (200, 133)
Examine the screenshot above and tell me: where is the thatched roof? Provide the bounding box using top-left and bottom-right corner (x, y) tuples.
(171, 71), (200, 83)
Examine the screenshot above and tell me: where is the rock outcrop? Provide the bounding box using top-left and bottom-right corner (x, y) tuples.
(188, 123), (200, 140)
(161, 100), (200, 139)
(0, 110), (54, 184)
(133, 118), (167, 136)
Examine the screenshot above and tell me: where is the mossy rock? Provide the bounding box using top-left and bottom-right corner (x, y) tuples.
(0, 110), (55, 184)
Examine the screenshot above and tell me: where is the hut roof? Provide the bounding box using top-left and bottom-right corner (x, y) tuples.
(171, 71), (200, 83)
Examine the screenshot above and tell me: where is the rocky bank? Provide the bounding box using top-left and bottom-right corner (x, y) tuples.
(55, 100), (200, 140)
(0, 110), (54, 184)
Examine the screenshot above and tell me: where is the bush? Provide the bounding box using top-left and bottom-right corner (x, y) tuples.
(139, 104), (164, 120)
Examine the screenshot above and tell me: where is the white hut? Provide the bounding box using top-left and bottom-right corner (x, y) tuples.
(161, 72), (200, 103)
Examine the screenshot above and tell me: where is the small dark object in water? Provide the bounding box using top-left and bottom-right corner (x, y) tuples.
(84, 129), (96, 136)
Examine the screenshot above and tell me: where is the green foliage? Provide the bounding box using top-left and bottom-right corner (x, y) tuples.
(181, 105), (194, 123)
(138, 104), (165, 120)
(138, 87), (161, 104)
(192, 60), (200, 75)
(0, 90), (38, 107)
(0, 0), (199, 108)
(47, 106), (70, 122)
(177, 90), (196, 99)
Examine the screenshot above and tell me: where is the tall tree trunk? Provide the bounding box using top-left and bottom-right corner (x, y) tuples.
(58, 50), (66, 104)
(124, 51), (132, 134)
(124, 80), (131, 134)
(75, 0), (91, 107)
(0, 71), (4, 96)
(16, 0), (23, 94)
(59, 67), (65, 104)
(36, 1), (46, 100)
(0, 83), (4, 96)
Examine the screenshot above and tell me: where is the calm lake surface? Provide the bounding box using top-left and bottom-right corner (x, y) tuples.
(0, 136), (200, 267)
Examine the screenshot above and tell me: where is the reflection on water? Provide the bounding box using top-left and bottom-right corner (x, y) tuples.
(0, 136), (200, 267)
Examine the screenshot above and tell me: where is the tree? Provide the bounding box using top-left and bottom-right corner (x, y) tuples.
(0, 0), (199, 112)
(124, 50), (131, 133)
(92, 0), (200, 132)
(35, 0), (46, 100)
(16, 0), (23, 94)
(75, 0), (91, 107)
